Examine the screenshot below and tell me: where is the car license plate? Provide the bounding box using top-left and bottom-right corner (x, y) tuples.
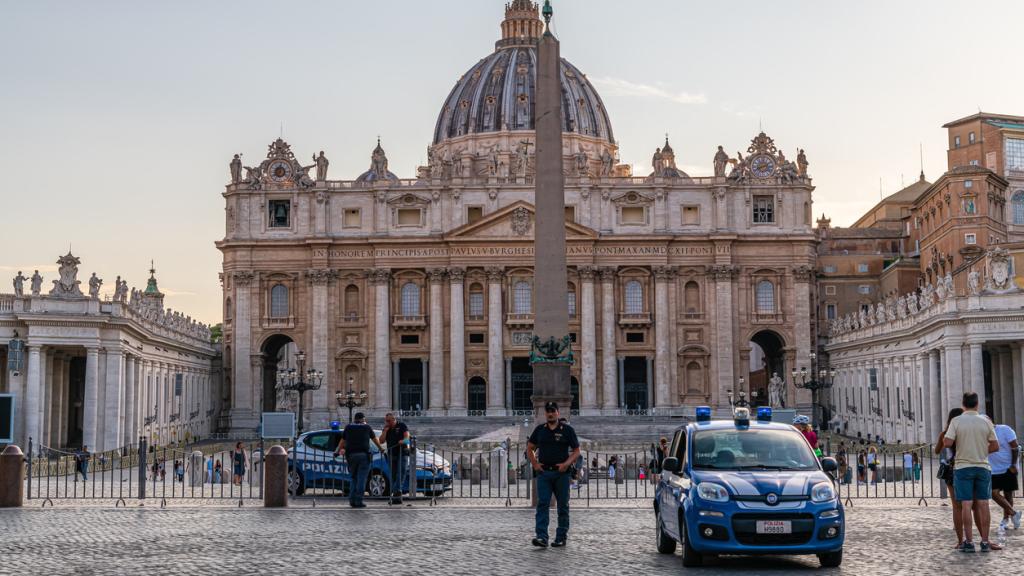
(756, 521), (791, 534)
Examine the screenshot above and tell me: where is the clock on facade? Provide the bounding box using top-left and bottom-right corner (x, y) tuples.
(749, 154), (776, 178)
(269, 160), (292, 182)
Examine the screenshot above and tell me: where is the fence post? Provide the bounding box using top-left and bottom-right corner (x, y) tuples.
(0, 445), (26, 508)
(26, 437), (32, 499)
(263, 445), (288, 508)
(138, 438), (148, 501)
(409, 437), (418, 501)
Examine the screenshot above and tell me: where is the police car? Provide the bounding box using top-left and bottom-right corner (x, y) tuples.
(287, 425), (453, 498)
(654, 405), (844, 568)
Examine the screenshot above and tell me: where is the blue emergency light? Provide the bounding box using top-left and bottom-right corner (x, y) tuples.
(757, 407), (773, 422)
(695, 406), (712, 422)
(330, 421), (341, 431)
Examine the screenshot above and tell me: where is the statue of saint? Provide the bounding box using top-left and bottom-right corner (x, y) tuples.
(313, 151), (329, 181)
(514, 140), (530, 177)
(651, 147), (664, 175)
(768, 373), (786, 408)
(88, 273), (102, 299)
(968, 270), (981, 295)
(30, 271), (42, 296)
(13, 271), (26, 296)
(713, 146), (729, 177)
(600, 148), (614, 177)
(575, 150), (589, 176)
(797, 149), (809, 177)
(229, 154), (243, 183)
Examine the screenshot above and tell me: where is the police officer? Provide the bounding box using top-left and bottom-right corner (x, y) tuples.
(334, 412), (382, 508)
(527, 402), (581, 548)
(380, 412), (411, 505)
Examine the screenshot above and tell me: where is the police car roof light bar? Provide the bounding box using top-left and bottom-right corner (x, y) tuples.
(330, 421), (341, 430)
(696, 406), (712, 422)
(733, 407), (751, 426)
(757, 407), (773, 422)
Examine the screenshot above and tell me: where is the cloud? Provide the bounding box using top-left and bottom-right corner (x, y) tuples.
(160, 288), (197, 297)
(590, 77), (706, 105)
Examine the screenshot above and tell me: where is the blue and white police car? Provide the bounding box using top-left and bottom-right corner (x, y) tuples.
(287, 425), (453, 498)
(654, 406), (844, 568)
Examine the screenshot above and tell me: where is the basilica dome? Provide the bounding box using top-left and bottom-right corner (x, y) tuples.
(432, 1), (614, 146)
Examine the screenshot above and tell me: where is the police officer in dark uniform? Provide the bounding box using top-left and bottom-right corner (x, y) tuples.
(527, 402), (581, 548)
(334, 412), (382, 508)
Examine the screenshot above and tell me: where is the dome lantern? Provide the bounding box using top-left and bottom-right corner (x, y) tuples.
(500, 1), (544, 47)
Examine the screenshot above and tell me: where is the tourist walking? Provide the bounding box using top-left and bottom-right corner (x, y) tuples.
(527, 402), (581, 548)
(867, 445), (879, 484)
(334, 412), (382, 508)
(943, 392), (1001, 552)
(653, 437), (668, 484)
(380, 413), (411, 505)
(74, 446), (90, 482)
(989, 421), (1021, 530)
(903, 451), (914, 482)
(936, 408), (965, 547)
(232, 442), (247, 486)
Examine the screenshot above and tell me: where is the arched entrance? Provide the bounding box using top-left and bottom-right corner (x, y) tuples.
(261, 334), (296, 414)
(468, 376), (487, 414)
(748, 330), (786, 407)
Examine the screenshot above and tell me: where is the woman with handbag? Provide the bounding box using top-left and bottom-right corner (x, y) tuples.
(934, 407), (979, 549)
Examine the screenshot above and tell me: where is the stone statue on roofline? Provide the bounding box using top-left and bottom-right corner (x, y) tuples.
(13, 271), (26, 297)
(713, 146), (729, 177)
(313, 151), (329, 181)
(229, 154), (243, 183)
(30, 271), (42, 296)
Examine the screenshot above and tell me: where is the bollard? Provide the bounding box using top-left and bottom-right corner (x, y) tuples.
(0, 445), (26, 508)
(263, 445), (288, 508)
(188, 451), (205, 488)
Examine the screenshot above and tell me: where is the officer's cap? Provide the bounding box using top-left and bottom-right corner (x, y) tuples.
(544, 402), (559, 412)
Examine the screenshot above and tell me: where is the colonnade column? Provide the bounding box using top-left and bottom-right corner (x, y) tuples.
(969, 343), (984, 411)
(428, 269), (446, 412)
(599, 267), (617, 410)
(124, 355), (136, 447)
(103, 348), (124, 452)
(653, 266), (672, 408)
(370, 269), (392, 410)
(448, 268), (467, 414)
(83, 347), (99, 451)
(485, 267), (505, 415)
(309, 269), (333, 427)
(944, 345), (962, 416)
(579, 267), (597, 413)
(927, 350), (941, 440)
(24, 345), (41, 447)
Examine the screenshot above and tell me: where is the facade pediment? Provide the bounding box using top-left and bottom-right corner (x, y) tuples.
(610, 190), (654, 206)
(386, 193), (431, 207)
(446, 200), (598, 241)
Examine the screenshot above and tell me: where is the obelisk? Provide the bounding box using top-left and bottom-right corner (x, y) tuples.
(530, 0), (573, 417)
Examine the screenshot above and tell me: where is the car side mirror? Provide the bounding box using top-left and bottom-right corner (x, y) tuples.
(662, 457), (680, 473)
(820, 457), (838, 473)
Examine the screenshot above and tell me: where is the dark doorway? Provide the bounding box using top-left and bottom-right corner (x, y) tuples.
(511, 357), (533, 411)
(623, 357), (648, 410)
(468, 376), (487, 413)
(398, 359), (425, 411)
(65, 357), (85, 448)
(983, 350), (993, 417)
(749, 331), (786, 406)
(570, 376), (580, 412)
(261, 334), (295, 414)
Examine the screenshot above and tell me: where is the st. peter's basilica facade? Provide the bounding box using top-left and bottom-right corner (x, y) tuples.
(219, 1), (817, 431)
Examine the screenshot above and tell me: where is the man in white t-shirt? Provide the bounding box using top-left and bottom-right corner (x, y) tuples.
(989, 423), (1021, 530)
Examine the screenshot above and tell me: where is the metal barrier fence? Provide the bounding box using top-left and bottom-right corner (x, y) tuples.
(24, 437), (264, 506)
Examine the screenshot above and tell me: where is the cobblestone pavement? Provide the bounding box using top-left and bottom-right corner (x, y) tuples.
(2, 502), (1023, 575)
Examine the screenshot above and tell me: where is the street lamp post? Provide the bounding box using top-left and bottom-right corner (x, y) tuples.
(791, 351), (836, 428)
(276, 350), (324, 436)
(335, 376), (368, 424)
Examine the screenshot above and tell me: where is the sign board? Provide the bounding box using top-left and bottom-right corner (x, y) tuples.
(7, 340), (24, 373)
(0, 394), (14, 444)
(261, 412), (295, 439)
(174, 374), (183, 396)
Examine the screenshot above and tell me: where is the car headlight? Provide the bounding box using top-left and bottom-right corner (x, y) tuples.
(811, 481), (837, 503)
(696, 482), (729, 503)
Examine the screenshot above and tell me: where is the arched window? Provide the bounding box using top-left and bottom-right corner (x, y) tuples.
(513, 281), (532, 314)
(756, 281), (775, 314)
(468, 283), (484, 317)
(401, 282), (421, 316)
(344, 285), (360, 320)
(270, 285), (289, 317)
(1013, 190), (1024, 225)
(684, 281), (700, 315)
(624, 280), (643, 314)
(567, 283), (577, 318)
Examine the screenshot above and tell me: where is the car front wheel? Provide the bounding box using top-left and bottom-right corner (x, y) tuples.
(367, 470), (389, 498)
(818, 549), (842, 568)
(655, 513), (677, 554)
(287, 468), (305, 496)
(680, 516), (702, 568)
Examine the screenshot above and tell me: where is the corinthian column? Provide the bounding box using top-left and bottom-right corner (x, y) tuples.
(708, 265), (736, 408)
(793, 265), (814, 409)
(308, 268), (335, 428)
(448, 268), (467, 414)
(653, 266), (673, 407)
(486, 267), (505, 415)
(579, 267), (598, 412)
(83, 347), (100, 450)
(230, 271), (255, 431)
(371, 269), (392, 410)
(599, 267), (617, 410)
(428, 268), (447, 412)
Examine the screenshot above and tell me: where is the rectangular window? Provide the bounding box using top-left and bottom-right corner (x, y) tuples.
(954, 135), (961, 149)
(857, 263), (869, 273)
(964, 180), (973, 189)
(869, 368), (878, 391)
(825, 285), (836, 296)
(826, 304), (836, 320)
(965, 233), (977, 245)
(400, 334), (420, 345)
(968, 131), (976, 144)
(858, 285), (871, 295)
(823, 264), (837, 274)
(621, 206), (646, 225)
(268, 200), (290, 228)
(467, 206), (483, 223)
(397, 208), (422, 226)
(682, 205), (700, 225)
(343, 208), (361, 228)
(564, 206), (576, 222)
(1006, 138), (1024, 171)
(468, 292), (484, 317)
(625, 332), (645, 343)
(468, 332), (485, 345)
(752, 196), (775, 224)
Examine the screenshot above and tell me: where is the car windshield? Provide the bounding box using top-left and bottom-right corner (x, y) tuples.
(691, 428), (819, 471)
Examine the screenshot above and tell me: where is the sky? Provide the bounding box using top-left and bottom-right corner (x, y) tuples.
(2, 0), (1022, 324)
